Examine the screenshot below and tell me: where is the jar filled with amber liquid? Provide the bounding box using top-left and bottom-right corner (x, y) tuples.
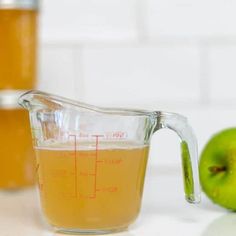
(0, 0), (38, 189)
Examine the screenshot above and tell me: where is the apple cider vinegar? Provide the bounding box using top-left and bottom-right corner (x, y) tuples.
(0, 109), (35, 188)
(0, 9), (37, 89)
(35, 143), (149, 230)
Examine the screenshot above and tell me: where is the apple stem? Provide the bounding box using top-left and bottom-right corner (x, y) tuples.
(208, 166), (227, 174)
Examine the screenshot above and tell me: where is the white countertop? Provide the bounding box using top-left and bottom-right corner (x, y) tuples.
(0, 165), (232, 236)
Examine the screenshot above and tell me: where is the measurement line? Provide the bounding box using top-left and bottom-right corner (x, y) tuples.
(96, 160), (103, 163)
(91, 135), (103, 198)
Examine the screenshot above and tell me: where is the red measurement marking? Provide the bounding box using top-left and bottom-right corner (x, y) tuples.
(79, 171), (96, 177)
(79, 194), (96, 200)
(51, 169), (68, 177)
(96, 159), (123, 165)
(96, 186), (118, 193)
(91, 135), (104, 138)
(90, 135), (104, 198)
(108, 159), (122, 164)
(113, 131), (126, 138)
(89, 195), (96, 199)
(105, 131), (127, 140)
(69, 135), (78, 198)
(78, 152), (96, 158)
(96, 160), (104, 163)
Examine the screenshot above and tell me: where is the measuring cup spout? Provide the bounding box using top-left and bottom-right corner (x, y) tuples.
(18, 90), (115, 112)
(18, 90), (35, 110)
(18, 90), (155, 115)
(18, 90), (66, 111)
(153, 112), (200, 203)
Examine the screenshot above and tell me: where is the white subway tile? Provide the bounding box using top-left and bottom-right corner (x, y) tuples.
(181, 108), (236, 151)
(80, 45), (201, 106)
(209, 45), (236, 102)
(38, 45), (77, 99)
(40, 0), (137, 42)
(149, 107), (236, 166)
(147, 0), (236, 38)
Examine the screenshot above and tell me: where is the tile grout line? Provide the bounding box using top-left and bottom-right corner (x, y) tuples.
(40, 37), (236, 48)
(134, 0), (148, 44)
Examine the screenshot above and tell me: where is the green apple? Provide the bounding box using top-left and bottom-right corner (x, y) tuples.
(200, 128), (236, 210)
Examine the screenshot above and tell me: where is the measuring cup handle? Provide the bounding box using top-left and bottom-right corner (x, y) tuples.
(155, 112), (201, 203)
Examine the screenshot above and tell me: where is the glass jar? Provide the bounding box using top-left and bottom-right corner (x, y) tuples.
(0, 0), (38, 189)
(0, 91), (35, 189)
(0, 0), (38, 90)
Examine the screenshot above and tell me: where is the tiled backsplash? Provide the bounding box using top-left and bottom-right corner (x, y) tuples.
(147, 0), (236, 38)
(38, 0), (236, 166)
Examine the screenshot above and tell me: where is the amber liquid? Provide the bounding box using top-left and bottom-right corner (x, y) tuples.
(0, 9), (37, 89)
(35, 143), (149, 230)
(0, 109), (35, 188)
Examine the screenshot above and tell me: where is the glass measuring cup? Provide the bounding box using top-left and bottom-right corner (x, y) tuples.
(19, 90), (200, 234)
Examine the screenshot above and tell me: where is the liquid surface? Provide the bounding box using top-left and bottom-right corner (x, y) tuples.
(0, 109), (35, 188)
(35, 142), (149, 230)
(0, 9), (37, 89)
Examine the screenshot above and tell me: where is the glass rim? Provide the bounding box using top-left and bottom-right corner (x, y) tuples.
(0, 90), (27, 109)
(19, 90), (160, 117)
(0, 0), (38, 9)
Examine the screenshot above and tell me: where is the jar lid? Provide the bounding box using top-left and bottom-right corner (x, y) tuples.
(0, 0), (38, 9)
(0, 90), (27, 109)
